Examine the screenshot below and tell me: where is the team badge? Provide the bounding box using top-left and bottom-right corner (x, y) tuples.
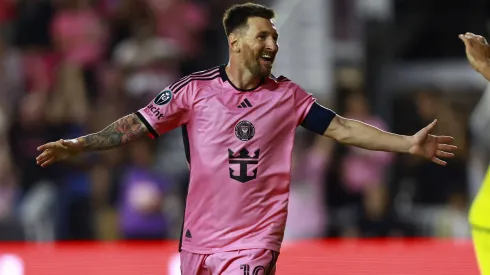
(235, 120), (255, 141)
(154, 90), (172, 105)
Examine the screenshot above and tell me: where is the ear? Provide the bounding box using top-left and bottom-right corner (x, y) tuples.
(229, 32), (240, 53)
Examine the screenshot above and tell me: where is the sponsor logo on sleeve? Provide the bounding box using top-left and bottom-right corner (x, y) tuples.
(154, 90), (172, 105)
(145, 104), (164, 120)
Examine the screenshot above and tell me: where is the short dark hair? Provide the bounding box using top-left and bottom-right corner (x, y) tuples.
(222, 3), (275, 36)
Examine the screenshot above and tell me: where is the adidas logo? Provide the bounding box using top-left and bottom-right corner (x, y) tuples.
(237, 99), (253, 108)
(185, 229), (192, 238)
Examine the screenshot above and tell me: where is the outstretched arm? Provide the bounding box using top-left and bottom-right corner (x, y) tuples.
(36, 113), (149, 167)
(78, 113), (148, 151)
(324, 115), (457, 166)
(324, 116), (411, 153)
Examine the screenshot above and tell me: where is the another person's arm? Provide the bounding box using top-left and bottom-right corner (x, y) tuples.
(460, 32), (490, 81)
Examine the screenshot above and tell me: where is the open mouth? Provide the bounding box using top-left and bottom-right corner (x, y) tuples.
(260, 54), (274, 64)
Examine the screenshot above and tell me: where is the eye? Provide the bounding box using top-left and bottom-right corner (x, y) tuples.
(257, 35), (266, 40)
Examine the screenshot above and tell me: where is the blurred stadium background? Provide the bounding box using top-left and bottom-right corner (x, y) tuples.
(0, 0), (489, 274)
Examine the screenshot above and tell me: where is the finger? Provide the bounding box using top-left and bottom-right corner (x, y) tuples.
(36, 150), (52, 162)
(435, 136), (454, 143)
(36, 152), (54, 163)
(437, 144), (458, 151)
(436, 150), (454, 158)
(37, 142), (58, 152)
(40, 157), (56, 167)
(476, 35), (488, 44)
(459, 34), (471, 46)
(431, 157), (447, 166)
(425, 119), (437, 131)
(463, 33), (483, 45)
(465, 33), (478, 43)
(36, 153), (53, 164)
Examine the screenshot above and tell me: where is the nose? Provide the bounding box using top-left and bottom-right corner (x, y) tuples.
(266, 38), (278, 53)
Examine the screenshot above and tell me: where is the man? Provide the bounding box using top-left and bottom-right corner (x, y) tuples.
(37, 3), (457, 274)
(460, 32), (490, 275)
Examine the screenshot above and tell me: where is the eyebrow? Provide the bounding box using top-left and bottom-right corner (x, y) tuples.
(258, 30), (279, 38)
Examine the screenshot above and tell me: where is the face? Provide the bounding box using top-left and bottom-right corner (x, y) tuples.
(233, 17), (279, 78)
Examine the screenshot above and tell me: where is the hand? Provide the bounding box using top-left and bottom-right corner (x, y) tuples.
(36, 139), (84, 167)
(408, 120), (457, 166)
(459, 32), (490, 73)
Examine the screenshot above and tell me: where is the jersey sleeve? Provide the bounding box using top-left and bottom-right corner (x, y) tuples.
(292, 82), (316, 125)
(136, 81), (195, 139)
(292, 82), (337, 135)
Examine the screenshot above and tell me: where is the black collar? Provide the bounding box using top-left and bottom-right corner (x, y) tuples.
(219, 65), (265, 92)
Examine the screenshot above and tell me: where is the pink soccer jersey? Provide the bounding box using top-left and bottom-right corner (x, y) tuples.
(136, 65), (317, 254)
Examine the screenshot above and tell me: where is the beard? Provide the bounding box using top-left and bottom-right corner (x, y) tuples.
(243, 48), (273, 78)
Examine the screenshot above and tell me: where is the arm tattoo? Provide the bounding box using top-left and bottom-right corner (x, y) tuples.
(79, 113), (149, 151)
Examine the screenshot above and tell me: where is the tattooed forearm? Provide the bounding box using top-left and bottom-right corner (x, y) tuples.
(77, 114), (149, 151)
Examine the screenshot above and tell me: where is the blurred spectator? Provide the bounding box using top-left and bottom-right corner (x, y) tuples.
(356, 184), (409, 237)
(118, 140), (170, 240)
(9, 92), (59, 195)
(51, 0), (106, 68)
(0, 33), (23, 117)
(51, 0), (107, 101)
(0, 146), (22, 241)
(112, 16), (180, 103)
(8, 92), (61, 241)
(285, 131), (332, 240)
(105, 0), (155, 56)
(147, 0), (208, 74)
(21, 50), (59, 95)
(0, 146), (17, 220)
(325, 91), (394, 237)
(47, 62), (95, 240)
(412, 90), (467, 205)
(391, 89), (471, 236)
(340, 92), (393, 193)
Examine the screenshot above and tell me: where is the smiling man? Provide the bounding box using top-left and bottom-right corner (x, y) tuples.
(36, 3), (457, 274)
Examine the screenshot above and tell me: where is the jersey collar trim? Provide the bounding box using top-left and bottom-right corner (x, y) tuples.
(219, 64), (265, 92)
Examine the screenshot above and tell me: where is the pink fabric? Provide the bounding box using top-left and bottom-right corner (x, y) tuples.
(51, 8), (106, 67)
(341, 117), (394, 192)
(180, 249), (278, 275)
(138, 66), (315, 253)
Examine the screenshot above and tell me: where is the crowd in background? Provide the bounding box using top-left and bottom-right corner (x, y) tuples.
(0, 0), (481, 242)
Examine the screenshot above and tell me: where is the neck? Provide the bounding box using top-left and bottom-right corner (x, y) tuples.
(225, 59), (262, 90)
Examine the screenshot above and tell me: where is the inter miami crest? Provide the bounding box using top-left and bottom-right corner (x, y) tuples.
(154, 90), (172, 105)
(235, 120), (255, 141)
